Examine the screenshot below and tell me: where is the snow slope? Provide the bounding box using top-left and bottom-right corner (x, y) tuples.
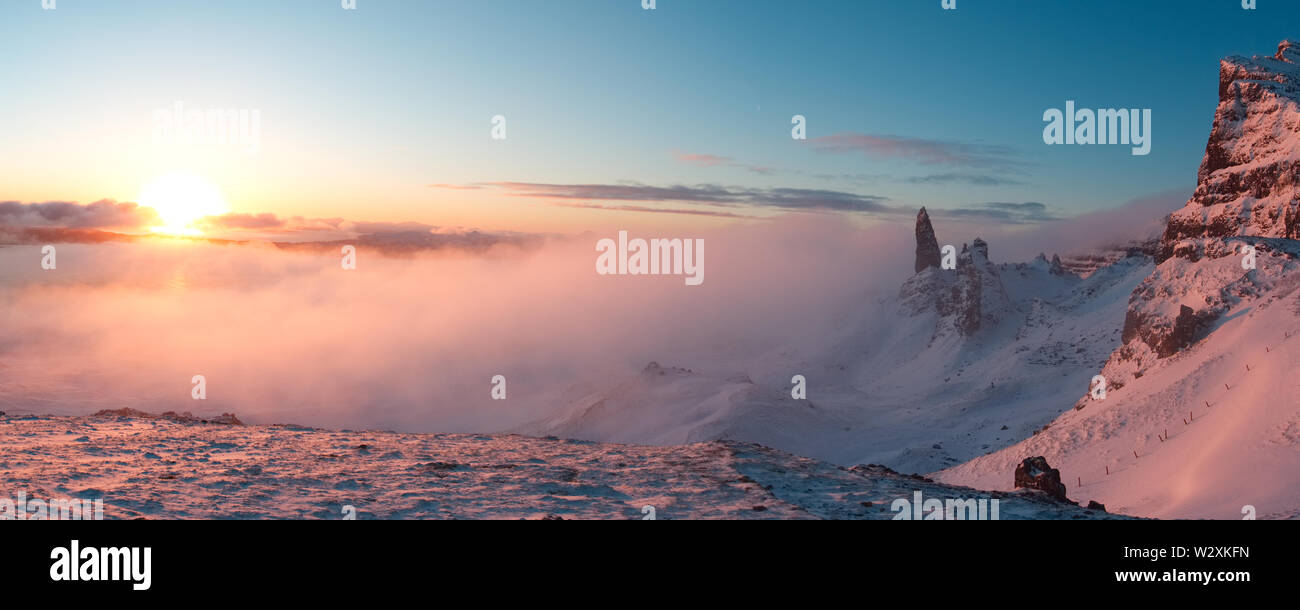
(0, 412), (1119, 520)
(936, 267), (1300, 519)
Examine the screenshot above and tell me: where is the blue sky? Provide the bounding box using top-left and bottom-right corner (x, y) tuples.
(2, 0), (1298, 231)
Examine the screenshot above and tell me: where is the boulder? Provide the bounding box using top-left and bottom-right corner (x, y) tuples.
(1014, 456), (1069, 501)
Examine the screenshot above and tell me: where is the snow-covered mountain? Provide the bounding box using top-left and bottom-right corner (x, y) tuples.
(937, 41), (1300, 519)
(536, 42), (1300, 520)
(530, 209), (1153, 476)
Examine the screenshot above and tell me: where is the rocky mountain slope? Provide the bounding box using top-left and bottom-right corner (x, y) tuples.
(938, 41), (1300, 519)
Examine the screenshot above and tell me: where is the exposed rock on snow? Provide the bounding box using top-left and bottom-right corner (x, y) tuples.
(1113, 40), (1300, 367)
(94, 408), (244, 426)
(899, 215), (1021, 339)
(1013, 456), (1069, 502)
(914, 207), (942, 273)
(1160, 40), (1300, 261)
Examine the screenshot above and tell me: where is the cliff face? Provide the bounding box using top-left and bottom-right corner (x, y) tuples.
(1160, 40), (1300, 262)
(1103, 40), (1300, 384)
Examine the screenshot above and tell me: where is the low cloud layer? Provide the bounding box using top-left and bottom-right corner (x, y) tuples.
(0, 200), (160, 230)
(0, 191), (1178, 435)
(926, 189), (1185, 262)
(0, 215), (908, 433)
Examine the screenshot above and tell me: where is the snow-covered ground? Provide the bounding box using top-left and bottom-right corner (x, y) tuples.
(937, 260), (1300, 520)
(0, 412), (1120, 520)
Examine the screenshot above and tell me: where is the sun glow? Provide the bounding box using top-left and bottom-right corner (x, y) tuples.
(139, 172), (230, 236)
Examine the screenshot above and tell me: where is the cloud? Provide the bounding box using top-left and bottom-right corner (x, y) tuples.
(198, 212), (286, 230)
(459, 181), (901, 215)
(809, 133), (1021, 169)
(922, 189), (1186, 263)
(673, 152), (778, 176)
(0, 200), (160, 229)
(196, 214), (439, 238)
(903, 173), (1025, 186)
(936, 201), (1059, 224)
(0, 202), (536, 256)
(674, 153), (732, 167)
(551, 202), (756, 219)
(0, 216), (910, 435)
(274, 229), (545, 256)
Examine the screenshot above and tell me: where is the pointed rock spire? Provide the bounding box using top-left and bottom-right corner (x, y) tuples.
(914, 207), (941, 274)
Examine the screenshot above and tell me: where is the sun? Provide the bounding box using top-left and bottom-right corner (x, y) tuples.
(138, 172), (230, 236)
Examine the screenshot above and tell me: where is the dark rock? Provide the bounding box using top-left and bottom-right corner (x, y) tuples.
(914, 207), (942, 273)
(1086, 500), (1107, 512)
(1166, 305), (1202, 356)
(1014, 456), (1069, 502)
(1121, 300), (1216, 360)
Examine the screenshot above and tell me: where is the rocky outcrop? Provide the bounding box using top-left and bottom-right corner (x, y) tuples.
(914, 207), (942, 273)
(93, 408), (244, 425)
(1159, 40), (1300, 263)
(899, 243), (982, 338)
(1120, 304), (1211, 359)
(1014, 456), (1069, 502)
(899, 210), (1014, 339)
(1107, 40), (1300, 373)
